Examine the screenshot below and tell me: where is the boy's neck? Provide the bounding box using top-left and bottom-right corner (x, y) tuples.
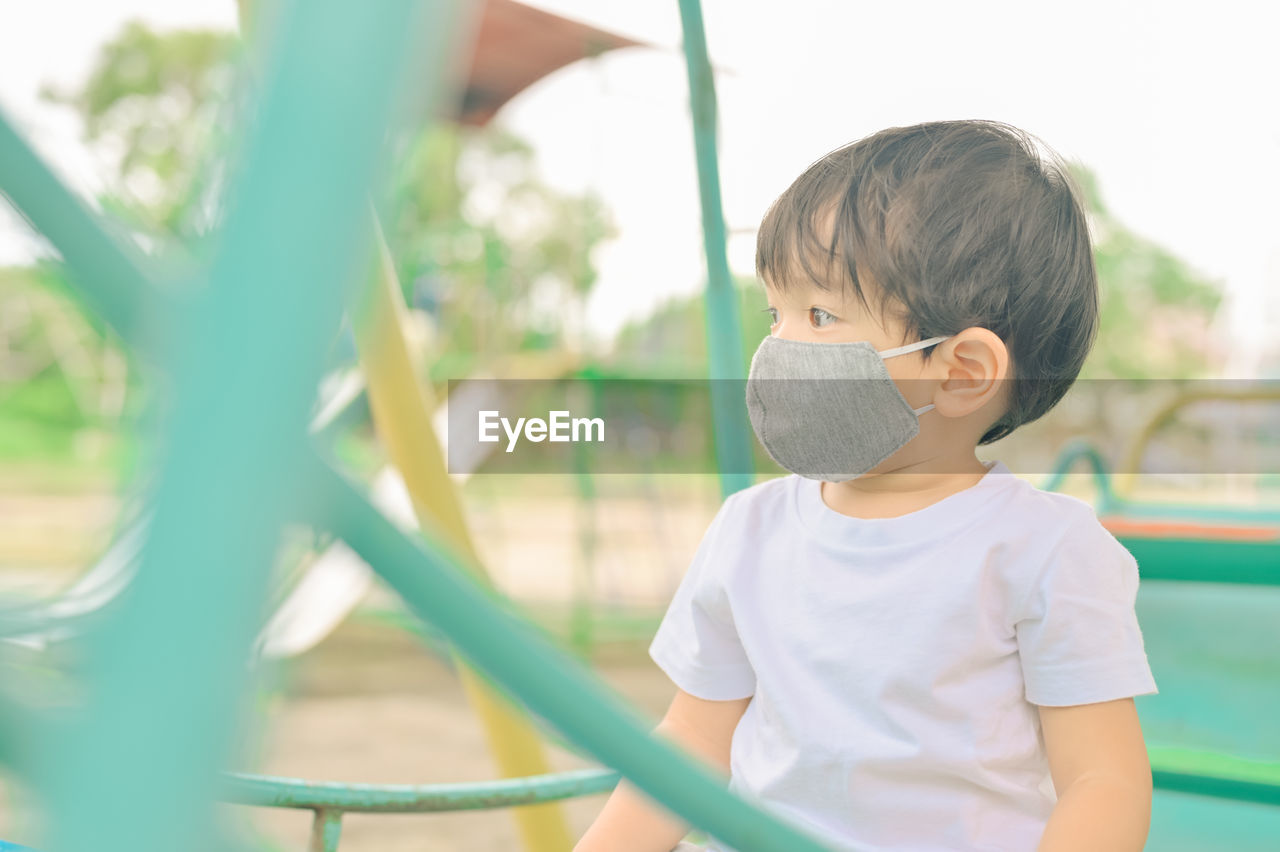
(818, 450), (992, 520)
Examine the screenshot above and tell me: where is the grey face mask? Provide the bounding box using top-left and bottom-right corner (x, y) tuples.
(745, 334), (950, 482)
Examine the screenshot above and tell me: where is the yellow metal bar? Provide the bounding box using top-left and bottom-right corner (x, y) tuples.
(1115, 386), (1280, 498)
(349, 215), (573, 852)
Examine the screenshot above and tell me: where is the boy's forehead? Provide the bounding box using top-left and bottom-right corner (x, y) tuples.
(759, 204), (862, 298)
(762, 274), (843, 304)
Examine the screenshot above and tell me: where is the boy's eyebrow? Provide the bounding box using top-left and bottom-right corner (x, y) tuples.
(759, 280), (858, 315)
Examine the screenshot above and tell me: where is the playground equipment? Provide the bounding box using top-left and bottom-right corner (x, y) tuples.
(1042, 390), (1280, 851)
(0, 1), (831, 851)
(1, 1), (1276, 851)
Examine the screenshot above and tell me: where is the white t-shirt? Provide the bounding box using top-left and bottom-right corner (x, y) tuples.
(648, 461), (1158, 852)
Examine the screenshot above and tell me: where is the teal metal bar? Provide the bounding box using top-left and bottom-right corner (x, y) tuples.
(222, 767), (620, 812)
(677, 0), (754, 499)
(0, 111), (180, 357)
(1118, 538), (1280, 586)
(308, 809), (343, 852)
(1042, 441), (1280, 525)
(32, 2), (438, 850)
(1039, 440), (1118, 513)
(1153, 770), (1280, 808)
(302, 456), (837, 852)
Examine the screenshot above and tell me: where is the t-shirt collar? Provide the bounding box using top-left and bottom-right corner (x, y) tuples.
(792, 460), (1016, 550)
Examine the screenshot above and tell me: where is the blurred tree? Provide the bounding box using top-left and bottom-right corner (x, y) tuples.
(38, 20), (615, 376)
(1070, 164), (1224, 380)
(0, 264), (131, 470)
(8, 18), (617, 476)
(384, 124), (616, 375)
(40, 21), (239, 236)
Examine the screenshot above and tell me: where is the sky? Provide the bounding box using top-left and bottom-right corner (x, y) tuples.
(3, 0), (1279, 374)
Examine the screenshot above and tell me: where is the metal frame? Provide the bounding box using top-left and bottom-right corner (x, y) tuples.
(0, 1), (831, 850)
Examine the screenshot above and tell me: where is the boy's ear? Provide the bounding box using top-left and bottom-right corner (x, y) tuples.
(929, 327), (1010, 418)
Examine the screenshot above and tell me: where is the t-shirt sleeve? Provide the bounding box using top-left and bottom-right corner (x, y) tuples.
(648, 493), (756, 701)
(1014, 511), (1158, 707)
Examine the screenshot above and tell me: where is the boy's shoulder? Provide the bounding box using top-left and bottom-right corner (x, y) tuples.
(985, 472), (1132, 568)
(996, 473), (1102, 525)
(702, 475), (802, 541)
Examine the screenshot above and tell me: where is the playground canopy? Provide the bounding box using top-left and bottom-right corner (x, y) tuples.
(452, 0), (645, 127)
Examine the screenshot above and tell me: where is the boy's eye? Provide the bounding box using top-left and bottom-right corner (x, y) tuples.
(810, 307), (837, 328)
(762, 306), (779, 326)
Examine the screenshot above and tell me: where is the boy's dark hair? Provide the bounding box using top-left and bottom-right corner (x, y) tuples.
(755, 119), (1098, 444)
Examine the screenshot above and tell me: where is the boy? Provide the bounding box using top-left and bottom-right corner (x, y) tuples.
(575, 120), (1157, 851)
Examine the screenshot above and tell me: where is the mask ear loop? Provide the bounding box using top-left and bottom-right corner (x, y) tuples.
(877, 336), (949, 417)
(876, 335), (950, 359)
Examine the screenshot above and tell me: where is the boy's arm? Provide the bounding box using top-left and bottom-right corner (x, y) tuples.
(574, 688), (751, 852)
(1036, 697), (1153, 852)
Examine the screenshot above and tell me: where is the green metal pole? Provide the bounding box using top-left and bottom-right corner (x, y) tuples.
(221, 767), (621, 813)
(308, 809), (343, 852)
(570, 379), (601, 656)
(1151, 770), (1280, 807)
(32, 2), (438, 850)
(677, 0), (755, 499)
(0, 111), (180, 359)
